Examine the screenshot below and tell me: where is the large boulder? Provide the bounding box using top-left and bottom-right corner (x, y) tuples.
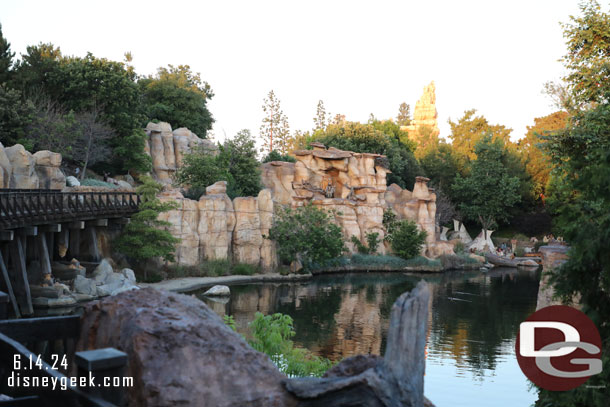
(0, 142), (13, 188)
(33, 150), (66, 189)
(5, 144), (39, 189)
(77, 288), (297, 407)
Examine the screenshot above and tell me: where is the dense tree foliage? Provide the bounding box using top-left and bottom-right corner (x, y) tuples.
(176, 129), (261, 199)
(115, 177), (180, 266)
(0, 30), (214, 175)
(262, 150), (296, 163)
(452, 135), (521, 227)
(518, 111), (568, 195)
(310, 121), (421, 189)
(267, 204), (346, 267)
(139, 64), (214, 137)
(448, 109), (512, 161)
(419, 141), (461, 193)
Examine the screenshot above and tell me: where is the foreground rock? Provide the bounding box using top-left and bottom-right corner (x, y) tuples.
(77, 288), (297, 407)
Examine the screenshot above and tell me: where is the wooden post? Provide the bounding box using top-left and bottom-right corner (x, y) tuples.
(68, 221), (85, 259)
(36, 233), (53, 283)
(87, 227), (100, 262)
(0, 291), (8, 320)
(75, 347), (128, 405)
(9, 238), (33, 315)
(0, 250), (20, 318)
(58, 228), (69, 258)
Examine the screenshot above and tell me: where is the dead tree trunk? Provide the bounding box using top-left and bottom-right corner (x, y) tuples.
(283, 281), (431, 407)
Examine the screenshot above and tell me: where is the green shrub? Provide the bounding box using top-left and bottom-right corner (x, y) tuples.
(248, 312), (333, 377)
(453, 241), (465, 254)
(115, 178), (180, 276)
(232, 263), (258, 275)
(382, 209), (399, 242)
(80, 178), (118, 189)
(534, 241), (545, 252)
(390, 220), (427, 260)
(350, 232), (380, 255)
(514, 247), (526, 257)
(267, 204), (346, 267)
(263, 150), (296, 163)
(223, 315), (237, 331)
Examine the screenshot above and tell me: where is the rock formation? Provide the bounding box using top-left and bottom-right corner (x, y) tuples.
(77, 287), (298, 407)
(402, 81), (440, 150)
(144, 122), (217, 183)
(160, 143), (453, 268)
(0, 143), (66, 189)
(158, 181), (278, 270)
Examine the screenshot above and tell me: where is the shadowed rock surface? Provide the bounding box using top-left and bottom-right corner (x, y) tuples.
(76, 287), (297, 407)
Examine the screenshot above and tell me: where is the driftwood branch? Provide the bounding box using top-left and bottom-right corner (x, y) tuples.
(283, 281), (431, 407)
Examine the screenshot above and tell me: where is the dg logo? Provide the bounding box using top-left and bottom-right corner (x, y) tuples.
(516, 305), (603, 391)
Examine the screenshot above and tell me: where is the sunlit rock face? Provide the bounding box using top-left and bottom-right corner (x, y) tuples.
(402, 81), (440, 146)
(262, 146), (453, 257)
(0, 143), (66, 189)
(158, 182), (278, 271)
(144, 122), (217, 183)
(162, 143), (453, 269)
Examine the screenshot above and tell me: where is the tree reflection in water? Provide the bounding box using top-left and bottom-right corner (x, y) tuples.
(199, 268), (539, 375)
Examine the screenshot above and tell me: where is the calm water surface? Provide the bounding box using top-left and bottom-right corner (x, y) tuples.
(198, 268), (541, 407)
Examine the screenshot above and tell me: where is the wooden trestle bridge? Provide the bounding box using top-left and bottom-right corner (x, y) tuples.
(0, 189), (140, 406)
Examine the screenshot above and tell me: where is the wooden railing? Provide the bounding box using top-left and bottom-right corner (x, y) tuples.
(0, 190), (140, 230)
(0, 312), (124, 406)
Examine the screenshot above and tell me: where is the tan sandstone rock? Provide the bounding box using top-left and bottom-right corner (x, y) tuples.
(5, 144), (39, 189)
(33, 150), (66, 189)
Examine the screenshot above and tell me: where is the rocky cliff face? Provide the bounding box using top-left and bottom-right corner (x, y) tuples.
(144, 122), (217, 183)
(158, 181), (278, 271)
(262, 144), (452, 257)
(0, 142), (66, 189)
(403, 81), (440, 147)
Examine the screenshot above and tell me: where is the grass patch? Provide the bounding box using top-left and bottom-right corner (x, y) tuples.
(80, 178), (118, 189)
(232, 263), (258, 275)
(403, 256), (441, 268)
(311, 254), (442, 271)
(438, 253), (479, 270)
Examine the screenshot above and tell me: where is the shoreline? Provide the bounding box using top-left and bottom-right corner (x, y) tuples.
(143, 262), (485, 293)
(141, 273), (313, 293)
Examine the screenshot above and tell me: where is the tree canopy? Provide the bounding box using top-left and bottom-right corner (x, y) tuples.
(139, 64), (214, 138)
(452, 135), (521, 227)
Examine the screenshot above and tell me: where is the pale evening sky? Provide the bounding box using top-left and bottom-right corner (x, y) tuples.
(1, 0), (585, 143)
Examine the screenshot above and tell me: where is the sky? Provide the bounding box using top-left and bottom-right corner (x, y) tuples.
(1, 0), (585, 143)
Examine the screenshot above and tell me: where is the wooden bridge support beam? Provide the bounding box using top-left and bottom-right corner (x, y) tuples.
(0, 250), (20, 318)
(68, 222), (84, 259)
(9, 237), (33, 315)
(36, 233), (53, 283)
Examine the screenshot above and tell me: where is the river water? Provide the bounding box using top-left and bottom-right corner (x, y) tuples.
(198, 268), (541, 407)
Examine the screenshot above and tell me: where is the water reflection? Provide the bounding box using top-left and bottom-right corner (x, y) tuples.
(198, 268), (540, 407)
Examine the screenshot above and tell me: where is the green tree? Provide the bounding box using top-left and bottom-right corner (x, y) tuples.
(448, 109), (512, 162)
(0, 23), (14, 84)
(0, 85), (34, 147)
(218, 129), (261, 198)
(451, 135), (521, 226)
(419, 141), (461, 193)
(396, 102), (411, 126)
(518, 111), (569, 195)
(262, 150), (296, 163)
(176, 129), (261, 199)
(139, 64), (214, 137)
(13, 47), (150, 173)
(560, 0), (610, 106)
(389, 220), (427, 259)
(115, 177), (180, 267)
(267, 204), (346, 267)
(260, 90), (291, 154)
